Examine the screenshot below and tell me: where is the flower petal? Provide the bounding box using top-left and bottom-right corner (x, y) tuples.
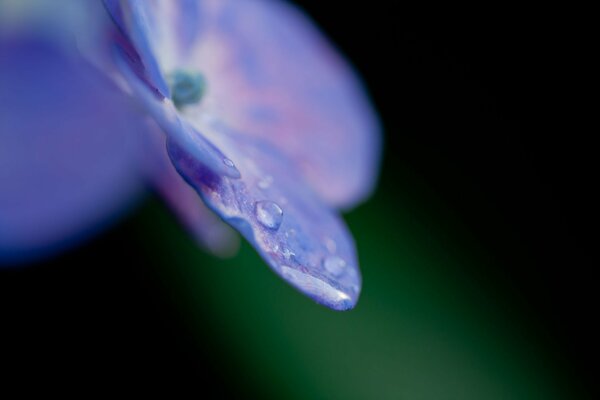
(119, 56), (361, 308)
(112, 45), (241, 180)
(167, 119), (362, 310)
(108, 0), (373, 309)
(179, 0), (382, 208)
(106, 0), (381, 208)
(102, 0), (202, 97)
(0, 37), (145, 264)
(143, 123), (239, 257)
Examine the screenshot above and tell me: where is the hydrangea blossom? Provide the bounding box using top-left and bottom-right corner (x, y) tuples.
(0, 0), (381, 310)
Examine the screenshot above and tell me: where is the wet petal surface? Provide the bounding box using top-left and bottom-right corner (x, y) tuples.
(107, 0), (377, 309)
(167, 119), (362, 310)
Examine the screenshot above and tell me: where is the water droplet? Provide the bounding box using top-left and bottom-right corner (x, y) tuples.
(324, 237), (337, 253)
(255, 200), (283, 230)
(258, 175), (273, 190)
(285, 229), (296, 238)
(223, 158), (235, 168)
(282, 247), (296, 259)
(323, 255), (346, 276)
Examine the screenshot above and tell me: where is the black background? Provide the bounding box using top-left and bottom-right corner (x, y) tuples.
(1, 2), (595, 397)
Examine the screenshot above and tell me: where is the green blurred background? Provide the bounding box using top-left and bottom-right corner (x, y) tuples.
(1, 2), (595, 398)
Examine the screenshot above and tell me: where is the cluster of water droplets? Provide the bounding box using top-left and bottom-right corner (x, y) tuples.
(250, 172), (356, 306)
(253, 173), (352, 276)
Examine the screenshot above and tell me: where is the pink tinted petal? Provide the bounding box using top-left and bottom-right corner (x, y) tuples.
(143, 124), (239, 257)
(178, 0), (381, 208)
(168, 119), (362, 310)
(113, 46), (241, 180)
(0, 38), (145, 264)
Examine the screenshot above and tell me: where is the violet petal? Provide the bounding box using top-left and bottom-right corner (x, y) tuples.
(103, 0), (201, 97)
(0, 37), (145, 263)
(113, 45), (241, 180)
(108, 0), (381, 209)
(167, 121), (362, 310)
(143, 122), (239, 257)
(175, 0), (382, 208)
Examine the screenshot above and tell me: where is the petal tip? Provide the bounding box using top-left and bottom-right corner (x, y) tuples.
(279, 265), (359, 311)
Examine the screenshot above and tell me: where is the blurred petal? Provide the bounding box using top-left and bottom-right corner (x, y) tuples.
(102, 0), (201, 97)
(143, 123), (239, 257)
(0, 38), (145, 263)
(168, 120), (362, 310)
(179, 0), (382, 208)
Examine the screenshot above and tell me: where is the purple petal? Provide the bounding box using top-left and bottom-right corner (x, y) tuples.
(108, 0), (381, 208)
(167, 121), (362, 310)
(143, 124), (239, 257)
(177, 0), (381, 208)
(0, 37), (145, 264)
(106, 0), (375, 309)
(112, 46), (241, 180)
(102, 0), (201, 97)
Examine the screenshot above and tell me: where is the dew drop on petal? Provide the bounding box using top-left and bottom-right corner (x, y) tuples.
(223, 158), (235, 168)
(255, 200), (283, 230)
(282, 247), (296, 260)
(257, 175), (273, 190)
(285, 229), (296, 238)
(323, 255), (347, 276)
(324, 237), (337, 253)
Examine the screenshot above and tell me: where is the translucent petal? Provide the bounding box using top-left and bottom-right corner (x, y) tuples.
(167, 118), (362, 310)
(0, 38), (144, 263)
(143, 123), (239, 257)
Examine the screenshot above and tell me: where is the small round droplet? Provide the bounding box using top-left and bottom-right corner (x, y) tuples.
(285, 229), (296, 238)
(223, 158), (235, 168)
(258, 175), (273, 190)
(323, 255), (346, 276)
(324, 237), (337, 253)
(255, 200), (283, 230)
(282, 247), (296, 259)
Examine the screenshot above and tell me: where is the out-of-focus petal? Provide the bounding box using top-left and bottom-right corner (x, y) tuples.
(102, 0), (201, 97)
(179, 0), (381, 208)
(143, 123), (239, 257)
(0, 38), (145, 264)
(168, 118), (362, 310)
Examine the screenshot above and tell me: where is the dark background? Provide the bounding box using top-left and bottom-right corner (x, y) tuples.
(1, 2), (595, 398)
